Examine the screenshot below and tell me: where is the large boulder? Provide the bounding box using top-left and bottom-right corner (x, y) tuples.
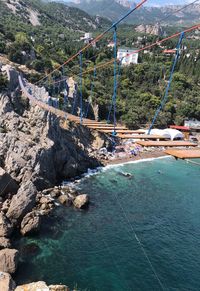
(58, 195), (72, 206)
(0, 212), (13, 237)
(73, 194), (89, 209)
(0, 167), (18, 197)
(15, 281), (48, 291)
(20, 211), (41, 236)
(6, 182), (37, 223)
(0, 272), (16, 291)
(0, 249), (19, 274)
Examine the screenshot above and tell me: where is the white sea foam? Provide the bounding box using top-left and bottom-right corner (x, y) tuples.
(62, 156), (171, 186)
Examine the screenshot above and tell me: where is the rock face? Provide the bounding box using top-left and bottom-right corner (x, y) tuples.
(135, 24), (163, 36)
(20, 211), (41, 236)
(0, 237), (11, 249)
(0, 249), (19, 274)
(7, 182), (37, 223)
(15, 281), (49, 291)
(0, 65), (109, 191)
(15, 282), (70, 291)
(73, 194), (89, 209)
(0, 167), (18, 197)
(0, 272), (16, 291)
(0, 212), (13, 237)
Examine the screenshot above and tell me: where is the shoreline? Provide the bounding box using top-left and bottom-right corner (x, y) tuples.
(103, 150), (168, 166)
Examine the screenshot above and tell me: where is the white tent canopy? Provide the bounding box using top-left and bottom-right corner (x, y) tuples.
(162, 129), (184, 141)
(146, 128), (184, 140)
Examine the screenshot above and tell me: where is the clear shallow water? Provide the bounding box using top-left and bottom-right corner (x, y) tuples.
(14, 157), (200, 291)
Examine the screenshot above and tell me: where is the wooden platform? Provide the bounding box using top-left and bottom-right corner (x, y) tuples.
(137, 141), (198, 147)
(165, 149), (200, 159)
(99, 129), (145, 134)
(117, 134), (169, 140)
(88, 126), (127, 130)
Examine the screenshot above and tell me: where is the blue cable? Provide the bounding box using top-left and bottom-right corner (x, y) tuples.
(148, 32), (184, 135)
(85, 66), (96, 118)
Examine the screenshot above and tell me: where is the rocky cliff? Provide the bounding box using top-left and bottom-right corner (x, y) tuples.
(0, 64), (111, 289)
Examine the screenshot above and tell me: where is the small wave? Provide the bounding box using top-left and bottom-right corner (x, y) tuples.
(62, 156), (171, 186)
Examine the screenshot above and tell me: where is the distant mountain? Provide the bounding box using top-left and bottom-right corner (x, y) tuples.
(0, 0), (110, 31)
(68, 0), (200, 25)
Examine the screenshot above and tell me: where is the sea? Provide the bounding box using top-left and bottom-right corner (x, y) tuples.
(14, 157), (200, 291)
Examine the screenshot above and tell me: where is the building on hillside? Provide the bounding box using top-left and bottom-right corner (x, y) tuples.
(163, 49), (176, 55)
(185, 119), (200, 130)
(80, 33), (96, 47)
(117, 47), (139, 65)
(107, 41), (115, 48)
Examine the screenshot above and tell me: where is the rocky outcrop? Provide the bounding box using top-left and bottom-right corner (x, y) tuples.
(20, 211), (41, 236)
(7, 182), (37, 223)
(15, 282), (70, 291)
(15, 281), (49, 291)
(135, 24), (164, 36)
(73, 194), (89, 209)
(0, 272), (16, 291)
(0, 212), (13, 237)
(0, 238), (11, 250)
(0, 168), (18, 197)
(58, 194), (72, 206)
(0, 249), (19, 274)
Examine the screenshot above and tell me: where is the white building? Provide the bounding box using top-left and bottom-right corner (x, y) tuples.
(185, 119), (200, 128)
(80, 32), (96, 48)
(117, 47), (139, 66)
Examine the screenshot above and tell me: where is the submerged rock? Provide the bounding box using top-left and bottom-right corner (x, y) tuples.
(20, 243), (41, 258)
(20, 211), (41, 236)
(0, 212), (13, 237)
(0, 272), (16, 291)
(7, 181), (37, 223)
(0, 248), (19, 274)
(49, 285), (70, 291)
(73, 194), (89, 209)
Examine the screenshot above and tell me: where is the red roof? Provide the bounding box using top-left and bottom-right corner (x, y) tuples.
(163, 49), (176, 54)
(170, 125), (190, 131)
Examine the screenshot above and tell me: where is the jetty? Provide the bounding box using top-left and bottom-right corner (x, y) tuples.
(165, 149), (200, 159)
(136, 141), (197, 147)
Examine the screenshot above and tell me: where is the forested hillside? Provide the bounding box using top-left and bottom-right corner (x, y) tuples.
(0, 0), (199, 128)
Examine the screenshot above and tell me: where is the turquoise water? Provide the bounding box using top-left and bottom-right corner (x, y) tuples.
(14, 157), (200, 291)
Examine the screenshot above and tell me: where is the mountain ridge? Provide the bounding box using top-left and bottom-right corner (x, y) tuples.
(67, 0), (200, 25)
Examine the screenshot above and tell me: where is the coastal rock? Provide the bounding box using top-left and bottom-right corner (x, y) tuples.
(58, 195), (72, 206)
(0, 272), (16, 291)
(0, 249), (19, 274)
(0, 237), (11, 249)
(49, 285), (70, 291)
(7, 181), (37, 223)
(15, 281), (49, 291)
(0, 167), (18, 197)
(1, 199), (11, 214)
(20, 211), (41, 236)
(0, 212), (13, 237)
(73, 194), (89, 209)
